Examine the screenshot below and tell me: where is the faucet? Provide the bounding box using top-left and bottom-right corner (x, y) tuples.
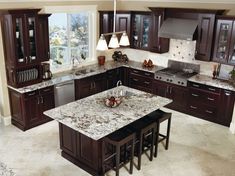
(72, 57), (80, 70)
(116, 80), (122, 87)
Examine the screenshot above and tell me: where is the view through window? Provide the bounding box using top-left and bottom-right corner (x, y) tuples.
(49, 13), (90, 69)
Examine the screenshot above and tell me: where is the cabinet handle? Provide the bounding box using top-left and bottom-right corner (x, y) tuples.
(205, 110), (213, 114)
(144, 81), (150, 85)
(42, 88), (51, 92)
(207, 97), (215, 101)
(192, 93), (199, 97)
(25, 56), (28, 64)
(40, 96), (44, 104)
(48, 51), (50, 59)
(140, 41), (142, 47)
(93, 82), (96, 89)
(190, 105), (197, 109)
(144, 73), (151, 76)
(27, 92), (36, 96)
(192, 84), (199, 88)
(90, 82), (93, 90)
(133, 78), (139, 82)
(37, 97), (40, 104)
(133, 70), (139, 73)
(208, 88), (216, 91)
(225, 91), (231, 96)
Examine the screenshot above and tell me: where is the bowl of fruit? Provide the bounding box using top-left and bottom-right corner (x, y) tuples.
(104, 96), (122, 108)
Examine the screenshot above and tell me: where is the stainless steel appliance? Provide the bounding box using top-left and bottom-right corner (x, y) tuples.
(155, 60), (200, 87)
(54, 80), (75, 107)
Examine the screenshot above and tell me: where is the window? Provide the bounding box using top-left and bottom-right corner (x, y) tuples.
(49, 12), (94, 70)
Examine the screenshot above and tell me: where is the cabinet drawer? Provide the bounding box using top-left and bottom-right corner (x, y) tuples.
(203, 106), (217, 120)
(129, 68), (154, 78)
(188, 81), (221, 93)
(129, 74), (152, 88)
(40, 86), (54, 94)
(24, 90), (39, 98)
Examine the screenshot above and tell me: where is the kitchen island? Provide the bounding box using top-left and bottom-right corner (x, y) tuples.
(44, 86), (171, 175)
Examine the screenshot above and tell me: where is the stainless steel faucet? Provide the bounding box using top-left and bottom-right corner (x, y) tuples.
(116, 80), (122, 87)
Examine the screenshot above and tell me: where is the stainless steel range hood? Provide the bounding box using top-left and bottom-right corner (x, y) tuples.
(159, 18), (198, 41)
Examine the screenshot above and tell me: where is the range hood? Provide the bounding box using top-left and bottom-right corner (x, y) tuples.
(159, 18), (198, 41)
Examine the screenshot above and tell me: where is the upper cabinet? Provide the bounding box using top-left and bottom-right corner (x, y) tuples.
(1, 9), (51, 88)
(1, 9), (40, 67)
(149, 8), (169, 53)
(131, 12), (151, 50)
(213, 16), (235, 65)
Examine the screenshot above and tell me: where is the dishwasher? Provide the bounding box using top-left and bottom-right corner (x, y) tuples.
(54, 80), (75, 107)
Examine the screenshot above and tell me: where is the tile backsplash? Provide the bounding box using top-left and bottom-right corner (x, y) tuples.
(169, 39), (196, 61)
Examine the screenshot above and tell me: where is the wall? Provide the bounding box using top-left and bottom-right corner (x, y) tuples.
(0, 0), (235, 124)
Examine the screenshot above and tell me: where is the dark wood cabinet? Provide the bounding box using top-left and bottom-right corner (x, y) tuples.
(1, 9), (50, 88)
(75, 73), (106, 100)
(213, 17), (235, 65)
(196, 13), (216, 61)
(187, 81), (234, 126)
(59, 123), (102, 176)
(149, 8), (169, 53)
(38, 14), (51, 62)
(218, 90), (235, 126)
(128, 68), (154, 93)
(153, 80), (188, 112)
(131, 12), (151, 50)
(9, 86), (55, 131)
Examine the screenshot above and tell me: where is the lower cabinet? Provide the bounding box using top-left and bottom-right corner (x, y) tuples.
(9, 86), (55, 131)
(59, 123), (102, 175)
(75, 73), (106, 100)
(153, 80), (188, 112)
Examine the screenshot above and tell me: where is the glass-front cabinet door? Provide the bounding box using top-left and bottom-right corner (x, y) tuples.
(14, 15), (26, 66)
(140, 15), (150, 49)
(228, 21), (235, 65)
(132, 13), (151, 50)
(26, 15), (38, 64)
(213, 19), (233, 63)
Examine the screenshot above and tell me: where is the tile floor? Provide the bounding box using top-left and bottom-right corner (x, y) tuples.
(0, 108), (235, 176)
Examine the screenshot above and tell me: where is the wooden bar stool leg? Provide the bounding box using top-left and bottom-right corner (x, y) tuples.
(154, 122), (160, 158)
(166, 116), (171, 150)
(115, 145), (120, 176)
(137, 133), (143, 170)
(150, 128), (156, 161)
(130, 138), (135, 174)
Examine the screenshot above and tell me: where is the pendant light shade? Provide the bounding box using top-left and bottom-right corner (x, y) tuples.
(96, 34), (108, 51)
(108, 34), (120, 48)
(119, 32), (130, 46)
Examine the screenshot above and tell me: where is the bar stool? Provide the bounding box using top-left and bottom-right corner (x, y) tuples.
(128, 118), (156, 170)
(145, 109), (172, 157)
(102, 127), (136, 176)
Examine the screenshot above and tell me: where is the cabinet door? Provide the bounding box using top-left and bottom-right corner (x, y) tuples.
(24, 94), (41, 126)
(218, 90), (235, 126)
(99, 12), (113, 44)
(38, 14), (51, 62)
(94, 73), (107, 94)
(213, 19), (233, 63)
(40, 87), (55, 120)
(228, 21), (235, 65)
(149, 8), (169, 53)
(167, 85), (188, 111)
(152, 80), (168, 97)
(12, 14), (27, 66)
(25, 14), (39, 64)
(75, 78), (93, 100)
(116, 13), (131, 40)
(196, 14), (216, 61)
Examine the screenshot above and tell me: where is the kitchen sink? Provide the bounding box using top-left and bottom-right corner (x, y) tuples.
(74, 68), (96, 76)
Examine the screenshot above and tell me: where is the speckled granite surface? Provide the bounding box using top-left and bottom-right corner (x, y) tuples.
(8, 60), (164, 93)
(188, 74), (235, 91)
(0, 162), (15, 176)
(44, 86), (172, 140)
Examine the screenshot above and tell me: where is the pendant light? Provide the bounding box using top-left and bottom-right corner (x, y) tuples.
(96, 0), (130, 50)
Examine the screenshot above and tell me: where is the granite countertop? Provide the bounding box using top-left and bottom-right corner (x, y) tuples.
(44, 86), (172, 140)
(188, 74), (235, 91)
(8, 60), (164, 94)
